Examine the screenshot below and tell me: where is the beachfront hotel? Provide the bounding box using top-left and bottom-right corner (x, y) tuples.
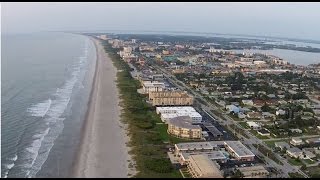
(167, 116), (202, 139)
(148, 91), (193, 106)
(156, 106), (202, 124)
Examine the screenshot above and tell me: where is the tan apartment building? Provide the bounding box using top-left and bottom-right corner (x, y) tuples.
(187, 154), (223, 178)
(167, 116), (202, 139)
(149, 91), (193, 106)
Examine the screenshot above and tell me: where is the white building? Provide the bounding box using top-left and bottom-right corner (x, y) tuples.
(99, 34), (108, 40)
(156, 106), (202, 124)
(156, 106), (196, 114)
(276, 109), (286, 116)
(286, 147), (303, 158)
(224, 141), (255, 161)
(161, 112), (202, 124)
(246, 121), (261, 130)
(274, 142), (290, 151)
(290, 137), (304, 146)
(242, 100), (254, 106)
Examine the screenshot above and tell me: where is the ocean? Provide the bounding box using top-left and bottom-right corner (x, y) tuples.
(1, 32), (96, 177)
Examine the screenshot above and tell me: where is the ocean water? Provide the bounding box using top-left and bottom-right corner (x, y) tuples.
(1, 32), (96, 177)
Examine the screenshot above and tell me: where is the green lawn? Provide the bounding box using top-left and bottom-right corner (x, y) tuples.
(250, 130), (270, 139)
(288, 172), (305, 178)
(263, 139), (289, 149)
(288, 158), (304, 166)
(303, 159), (315, 165)
(238, 122), (250, 129)
(264, 141), (277, 148)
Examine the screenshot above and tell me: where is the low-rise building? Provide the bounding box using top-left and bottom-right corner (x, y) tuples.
(142, 81), (165, 94)
(242, 100), (254, 106)
(149, 91), (194, 106)
(276, 109), (286, 116)
(238, 112), (246, 119)
(290, 137), (304, 146)
(203, 123), (223, 138)
(237, 166), (269, 178)
(224, 141), (255, 161)
(290, 129), (303, 134)
(257, 129), (270, 136)
(161, 113), (202, 124)
(174, 142), (217, 155)
(168, 116), (202, 139)
(187, 154), (223, 178)
(302, 149), (316, 160)
(274, 142), (290, 151)
(247, 112), (262, 119)
(246, 121), (261, 130)
(286, 147), (303, 158)
(306, 138), (320, 145)
(156, 106), (196, 114)
(226, 105), (240, 114)
(179, 151), (227, 165)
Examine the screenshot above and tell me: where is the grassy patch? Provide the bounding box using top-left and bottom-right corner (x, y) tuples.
(288, 158), (304, 166)
(302, 159), (315, 165)
(238, 122), (249, 129)
(288, 172), (305, 178)
(249, 130), (270, 139)
(263, 139), (288, 149)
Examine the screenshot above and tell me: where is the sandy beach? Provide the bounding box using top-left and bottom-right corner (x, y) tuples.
(72, 37), (135, 178)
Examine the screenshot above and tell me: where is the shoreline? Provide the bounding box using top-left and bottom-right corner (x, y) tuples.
(71, 37), (135, 177)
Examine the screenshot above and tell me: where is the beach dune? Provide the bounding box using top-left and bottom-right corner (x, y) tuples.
(72, 37), (131, 178)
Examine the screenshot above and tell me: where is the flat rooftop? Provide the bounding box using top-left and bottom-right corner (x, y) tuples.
(161, 112), (202, 119)
(181, 151), (227, 161)
(188, 154), (223, 178)
(204, 124), (223, 137)
(168, 116), (201, 130)
(175, 142), (214, 151)
(224, 141), (255, 158)
(156, 106), (196, 112)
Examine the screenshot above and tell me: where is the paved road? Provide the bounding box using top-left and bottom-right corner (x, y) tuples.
(263, 135), (320, 142)
(152, 63), (309, 178)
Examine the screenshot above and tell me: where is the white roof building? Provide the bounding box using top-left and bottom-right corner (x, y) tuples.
(246, 121), (261, 130)
(157, 106), (202, 124)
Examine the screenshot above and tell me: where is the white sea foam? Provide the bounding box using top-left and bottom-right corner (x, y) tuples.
(2, 155), (18, 178)
(27, 99), (52, 117)
(21, 40), (91, 178)
(8, 154), (18, 161)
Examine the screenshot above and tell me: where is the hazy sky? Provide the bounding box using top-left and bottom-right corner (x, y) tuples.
(2, 2), (320, 40)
